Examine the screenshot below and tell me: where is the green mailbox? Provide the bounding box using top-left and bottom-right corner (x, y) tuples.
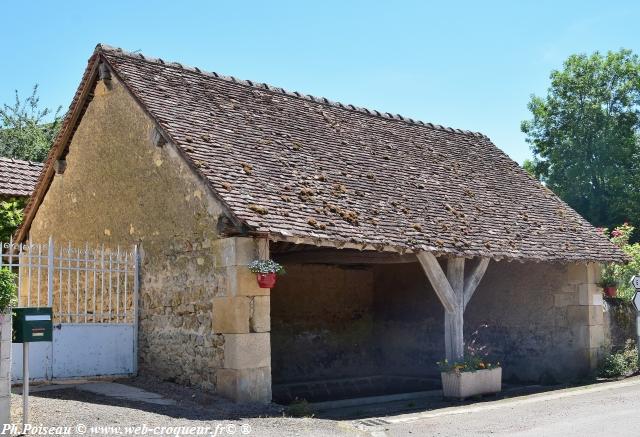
(12, 307), (53, 343)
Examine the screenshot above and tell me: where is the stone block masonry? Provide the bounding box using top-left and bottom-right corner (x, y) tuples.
(139, 236), (272, 403)
(0, 313), (11, 426)
(139, 237), (271, 402)
(565, 263), (604, 373)
(213, 237), (272, 403)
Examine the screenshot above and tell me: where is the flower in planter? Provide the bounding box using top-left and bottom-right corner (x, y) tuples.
(248, 259), (285, 275)
(438, 325), (502, 399)
(248, 259), (285, 289)
(597, 274), (618, 289)
(598, 223), (640, 300)
(437, 324), (500, 374)
(437, 355), (501, 374)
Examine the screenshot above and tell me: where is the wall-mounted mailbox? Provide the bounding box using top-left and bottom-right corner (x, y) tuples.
(12, 307), (53, 343)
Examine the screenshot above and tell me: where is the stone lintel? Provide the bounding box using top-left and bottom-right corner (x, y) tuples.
(215, 237), (258, 268)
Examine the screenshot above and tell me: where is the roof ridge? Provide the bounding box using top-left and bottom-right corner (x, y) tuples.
(95, 43), (489, 139)
(0, 156), (43, 166)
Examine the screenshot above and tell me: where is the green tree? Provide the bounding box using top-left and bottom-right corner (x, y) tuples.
(522, 159), (536, 176)
(0, 267), (18, 312)
(0, 85), (62, 162)
(0, 199), (25, 241)
(521, 49), (640, 231)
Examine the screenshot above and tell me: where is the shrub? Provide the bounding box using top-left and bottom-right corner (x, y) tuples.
(0, 198), (24, 241)
(598, 339), (638, 378)
(599, 224), (640, 301)
(0, 268), (17, 313)
(286, 398), (313, 417)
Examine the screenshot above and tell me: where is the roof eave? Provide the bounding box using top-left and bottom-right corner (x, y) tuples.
(266, 230), (627, 264)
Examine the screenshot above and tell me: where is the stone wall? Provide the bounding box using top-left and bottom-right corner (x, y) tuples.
(467, 261), (602, 382)
(0, 313), (10, 425)
(26, 76), (271, 402)
(603, 298), (637, 352)
(139, 244), (222, 390)
(141, 237), (271, 402)
(271, 264), (378, 383)
(373, 263), (443, 378)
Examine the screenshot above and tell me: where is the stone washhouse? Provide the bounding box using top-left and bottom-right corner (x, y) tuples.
(17, 44), (626, 403)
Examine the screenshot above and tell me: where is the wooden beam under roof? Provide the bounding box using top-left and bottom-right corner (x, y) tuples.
(272, 248), (418, 265)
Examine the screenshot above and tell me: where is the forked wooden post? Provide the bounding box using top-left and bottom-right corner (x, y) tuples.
(445, 258), (465, 360)
(417, 252), (489, 362)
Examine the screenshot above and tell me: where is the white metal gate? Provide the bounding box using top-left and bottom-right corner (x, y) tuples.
(1, 237), (139, 381)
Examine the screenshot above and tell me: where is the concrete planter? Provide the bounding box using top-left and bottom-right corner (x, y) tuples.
(0, 311), (12, 426)
(441, 367), (502, 399)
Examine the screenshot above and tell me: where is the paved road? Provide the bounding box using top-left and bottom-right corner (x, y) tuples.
(373, 377), (640, 437)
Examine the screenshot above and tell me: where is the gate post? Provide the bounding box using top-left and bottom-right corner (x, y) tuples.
(47, 236), (54, 307)
(133, 244), (140, 375)
(0, 312), (11, 426)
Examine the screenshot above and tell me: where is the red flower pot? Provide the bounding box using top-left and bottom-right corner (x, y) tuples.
(256, 272), (277, 288)
(604, 286), (617, 298)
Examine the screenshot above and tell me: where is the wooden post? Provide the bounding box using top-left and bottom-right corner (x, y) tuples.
(445, 258), (465, 361)
(417, 253), (490, 362)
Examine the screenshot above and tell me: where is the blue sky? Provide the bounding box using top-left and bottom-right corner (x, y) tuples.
(2, 0), (639, 163)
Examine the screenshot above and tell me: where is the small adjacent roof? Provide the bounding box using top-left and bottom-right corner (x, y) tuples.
(0, 157), (43, 198)
(20, 44), (626, 263)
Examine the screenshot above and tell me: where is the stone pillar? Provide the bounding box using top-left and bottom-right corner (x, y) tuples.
(212, 237), (271, 403)
(0, 312), (11, 425)
(564, 263), (604, 373)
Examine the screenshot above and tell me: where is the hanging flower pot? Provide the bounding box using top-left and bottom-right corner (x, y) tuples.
(248, 259), (285, 289)
(598, 275), (619, 299)
(256, 272), (277, 288)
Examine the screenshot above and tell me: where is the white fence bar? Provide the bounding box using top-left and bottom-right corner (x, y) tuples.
(0, 238), (138, 324)
(47, 236), (54, 306)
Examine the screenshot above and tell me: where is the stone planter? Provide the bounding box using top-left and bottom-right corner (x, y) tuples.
(0, 311), (12, 426)
(441, 367), (502, 399)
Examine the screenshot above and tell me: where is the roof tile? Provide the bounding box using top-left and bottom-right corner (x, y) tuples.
(23, 44), (628, 263)
(0, 157), (43, 198)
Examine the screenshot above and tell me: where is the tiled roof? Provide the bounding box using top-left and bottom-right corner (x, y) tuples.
(0, 157), (43, 198)
(21, 45), (627, 263)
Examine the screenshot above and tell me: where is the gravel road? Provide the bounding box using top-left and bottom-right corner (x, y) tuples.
(7, 376), (363, 437)
(9, 376), (639, 436)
